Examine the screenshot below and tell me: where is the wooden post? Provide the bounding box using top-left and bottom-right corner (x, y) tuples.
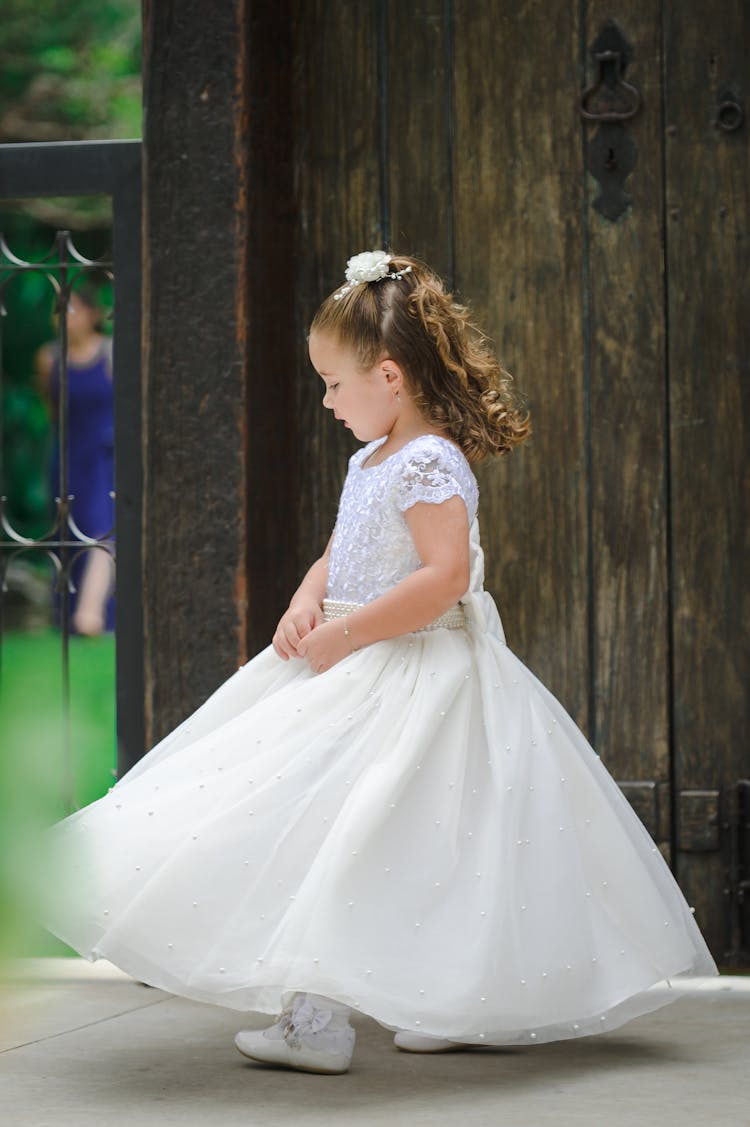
(141, 0), (295, 745)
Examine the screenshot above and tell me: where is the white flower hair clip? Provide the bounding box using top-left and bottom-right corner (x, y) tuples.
(332, 249), (412, 300)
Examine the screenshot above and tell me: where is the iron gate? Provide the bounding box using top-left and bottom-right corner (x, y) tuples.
(0, 139), (143, 800)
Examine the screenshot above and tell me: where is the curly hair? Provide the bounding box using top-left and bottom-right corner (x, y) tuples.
(309, 253), (531, 462)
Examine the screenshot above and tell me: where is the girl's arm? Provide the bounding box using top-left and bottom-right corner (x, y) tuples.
(272, 531), (334, 660)
(296, 497), (470, 671)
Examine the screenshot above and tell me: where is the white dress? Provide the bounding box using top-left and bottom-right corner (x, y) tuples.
(34, 433), (718, 1045)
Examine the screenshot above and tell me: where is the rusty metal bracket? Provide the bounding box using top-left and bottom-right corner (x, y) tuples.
(579, 21), (641, 222)
(716, 92), (744, 132)
(723, 779), (750, 966)
(578, 48), (641, 122)
(679, 789), (721, 852)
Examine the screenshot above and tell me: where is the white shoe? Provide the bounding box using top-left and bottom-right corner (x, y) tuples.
(235, 993), (355, 1074)
(393, 1030), (470, 1053)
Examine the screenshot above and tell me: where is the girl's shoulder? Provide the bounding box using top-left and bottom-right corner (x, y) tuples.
(396, 433), (471, 471)
(393, 435), (478, 519)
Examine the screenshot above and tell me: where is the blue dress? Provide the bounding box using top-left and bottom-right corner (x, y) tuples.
(48, 336), (115, 633)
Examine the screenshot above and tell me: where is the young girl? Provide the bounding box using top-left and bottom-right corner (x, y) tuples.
(35, 250), (718, 1076)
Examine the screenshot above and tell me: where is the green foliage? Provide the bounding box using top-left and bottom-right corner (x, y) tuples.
(0, 0), (141, 227)
(0, 0), (142, 139)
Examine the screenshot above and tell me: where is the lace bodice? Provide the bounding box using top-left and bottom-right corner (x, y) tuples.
(326, 434), (480, 605)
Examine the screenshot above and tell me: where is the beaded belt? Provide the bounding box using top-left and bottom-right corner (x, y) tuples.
(322, 597), (466, 632)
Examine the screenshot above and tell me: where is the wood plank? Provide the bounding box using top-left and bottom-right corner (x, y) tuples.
(386, 0), (453, 283)
(664, 0), (750, 956)
(583, 5), (671, 845)
(453, 0), (590, 730)
(290, 0), (382, 579)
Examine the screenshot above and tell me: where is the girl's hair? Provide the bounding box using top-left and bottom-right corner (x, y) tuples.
(310, 253), (531, 462)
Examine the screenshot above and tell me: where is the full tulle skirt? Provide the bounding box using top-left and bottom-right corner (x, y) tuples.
(33, 595), (718, 1045)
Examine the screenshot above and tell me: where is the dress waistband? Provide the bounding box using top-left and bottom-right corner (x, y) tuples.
(322, 598), (466, 632)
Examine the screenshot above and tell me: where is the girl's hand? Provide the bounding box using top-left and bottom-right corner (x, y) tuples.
(296, 619), (354, 674)
(272, 599), (324, 660)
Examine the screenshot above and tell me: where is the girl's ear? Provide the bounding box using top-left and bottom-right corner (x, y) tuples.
(379, 358), (404, 393)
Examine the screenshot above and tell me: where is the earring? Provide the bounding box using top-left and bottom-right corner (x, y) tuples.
(394, 390), (401, 402)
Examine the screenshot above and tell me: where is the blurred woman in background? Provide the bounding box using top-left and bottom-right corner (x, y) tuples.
(34, 284), (115, 636)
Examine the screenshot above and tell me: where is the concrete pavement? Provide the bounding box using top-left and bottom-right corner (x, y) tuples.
(1, 960), (748, 1127)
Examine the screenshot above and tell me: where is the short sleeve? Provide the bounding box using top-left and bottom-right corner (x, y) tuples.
(395, 440), (478, 520)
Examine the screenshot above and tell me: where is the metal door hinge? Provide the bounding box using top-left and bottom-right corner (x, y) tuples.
(578, 20), (642, 221)
(723, 779), (750, 965)
(679, 789), (720, 852)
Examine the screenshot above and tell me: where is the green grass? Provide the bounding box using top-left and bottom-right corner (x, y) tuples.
(0, 627), (116, 959)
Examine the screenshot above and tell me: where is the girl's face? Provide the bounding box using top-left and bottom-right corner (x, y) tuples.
(308, 329), (399, 443)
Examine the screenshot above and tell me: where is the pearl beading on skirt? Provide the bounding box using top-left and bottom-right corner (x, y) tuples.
(322, 598), (466, 632)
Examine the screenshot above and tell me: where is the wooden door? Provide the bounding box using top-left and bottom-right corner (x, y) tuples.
(288, 0), (748, 965)
(662, 2), (749, 964)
